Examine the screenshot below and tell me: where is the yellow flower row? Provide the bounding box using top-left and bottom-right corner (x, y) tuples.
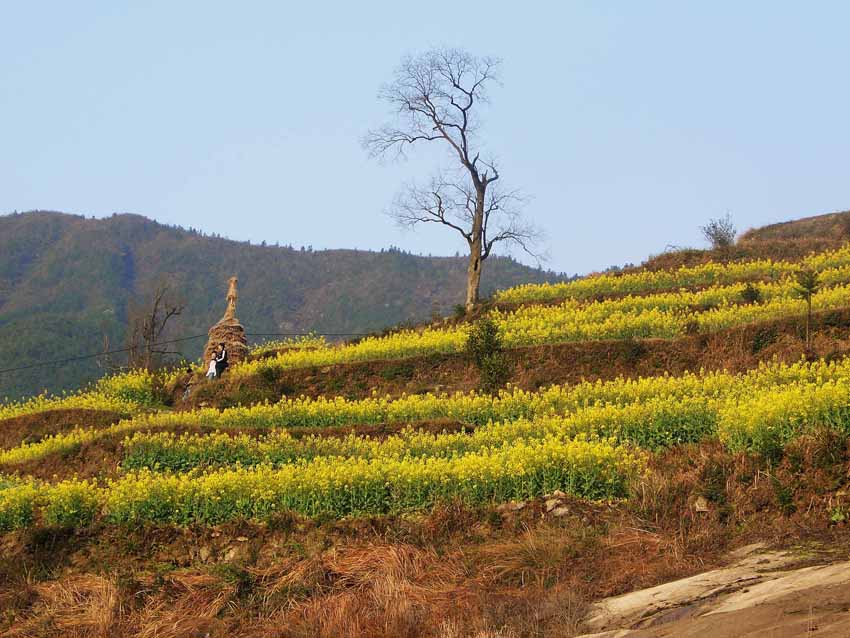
(231, 278), (850, 378)
(123, 368), (850, 473)
(121, 394), (715, 473)
(495, 243), (850, 304)
(4, 356), (849, 468)
(0, 435), (644, 529)
(719, 378), (850, 455)
(249, 334), (329, 356)
(0, 369), (162, 422)
(233, 326), (469, 379)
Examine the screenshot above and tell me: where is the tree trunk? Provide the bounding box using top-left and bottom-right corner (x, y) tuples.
(465, 186), (486, 310)
(466, 241), (483, 309)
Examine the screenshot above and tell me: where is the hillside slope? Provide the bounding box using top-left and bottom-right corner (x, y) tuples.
(3, 216), (850, 637)
(637, 209), (849, 271)
(740, 209), (850, 243)
(0, 211), (562, 399)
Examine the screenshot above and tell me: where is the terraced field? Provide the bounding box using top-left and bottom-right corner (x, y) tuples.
(0, 369), (163, 422)
(232, 245), (850, 378)
(2, 245), (850, 532)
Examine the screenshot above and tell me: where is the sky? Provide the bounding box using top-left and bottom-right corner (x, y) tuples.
(2, 1), (849, 275)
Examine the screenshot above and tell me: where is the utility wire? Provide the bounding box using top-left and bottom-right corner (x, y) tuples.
(0, 331), (372, 376)
(0, 334), (208, 375)
(245, 332), (370, 337)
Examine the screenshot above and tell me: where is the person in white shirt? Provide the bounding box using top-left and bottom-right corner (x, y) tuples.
(214, 343), (229, 377)
(206, 357), (218, 379)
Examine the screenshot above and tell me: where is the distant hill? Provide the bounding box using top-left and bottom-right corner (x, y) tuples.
(0, 211), (565, 399)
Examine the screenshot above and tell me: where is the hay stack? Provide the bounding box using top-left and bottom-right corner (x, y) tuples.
(203, 276), (248, 369)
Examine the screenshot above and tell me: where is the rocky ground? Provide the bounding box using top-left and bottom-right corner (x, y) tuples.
(578, 543), (850, 637)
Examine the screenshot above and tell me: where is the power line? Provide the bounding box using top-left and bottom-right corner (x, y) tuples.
(246, 332), (370, 337)
(0, 332), (373, 376)
(0, 334), (208, 376)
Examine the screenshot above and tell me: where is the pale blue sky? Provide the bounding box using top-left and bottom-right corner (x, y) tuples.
(2, 1), (849, 274)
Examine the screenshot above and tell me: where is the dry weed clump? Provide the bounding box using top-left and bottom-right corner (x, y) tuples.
(280, 543), (471, 638)
(4, 575), (121, 638)
(477, 524), (595, 589)
(438, 619), (528, 638)
(130, 572), (236, 638)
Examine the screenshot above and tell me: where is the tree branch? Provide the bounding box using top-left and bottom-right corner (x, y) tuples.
(389, 177), (473, 243)
(363, 48), (500, 176)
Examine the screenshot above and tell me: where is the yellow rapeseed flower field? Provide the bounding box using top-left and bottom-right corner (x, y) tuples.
(494, 244), (850, 304)
(4, 244), (850, 530)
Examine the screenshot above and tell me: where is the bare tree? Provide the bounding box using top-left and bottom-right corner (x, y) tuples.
(365, 48), (541, 309)
(126, 282), (184, 371)
(700, 213), (736, 249)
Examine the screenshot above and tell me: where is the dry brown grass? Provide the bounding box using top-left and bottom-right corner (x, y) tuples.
(129, 573), (236, 638)
(478, 525), (590, 589)
(271, 542), (473, 638)
(437, 619), (519, 638)
(4, 575), (121, 638)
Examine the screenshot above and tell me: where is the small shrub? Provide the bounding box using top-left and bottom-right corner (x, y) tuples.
(699, 460), (727, 505)
(822, 310), (848, 328)
(751, 326), (778, 354)
(379, 363), (415, 382)
(825, 347), (850, 364)
(211, 563), (257, 598)
(466, 317), (502, 365)
(769, 474), (796, 515)
(150, 372), (173, 406)
(740, 283), (762, 305)
(479, 353), (509, 393)
(622, 337), (647, 365)
(259, 366), (280, 386)
(700, 213), (736, 249)
(453, 304), (467, 319)
(325, 377), (346, 394)
(466, 318), (509, 393)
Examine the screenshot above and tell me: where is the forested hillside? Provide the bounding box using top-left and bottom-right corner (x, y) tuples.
(0, 211), (563, 399)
